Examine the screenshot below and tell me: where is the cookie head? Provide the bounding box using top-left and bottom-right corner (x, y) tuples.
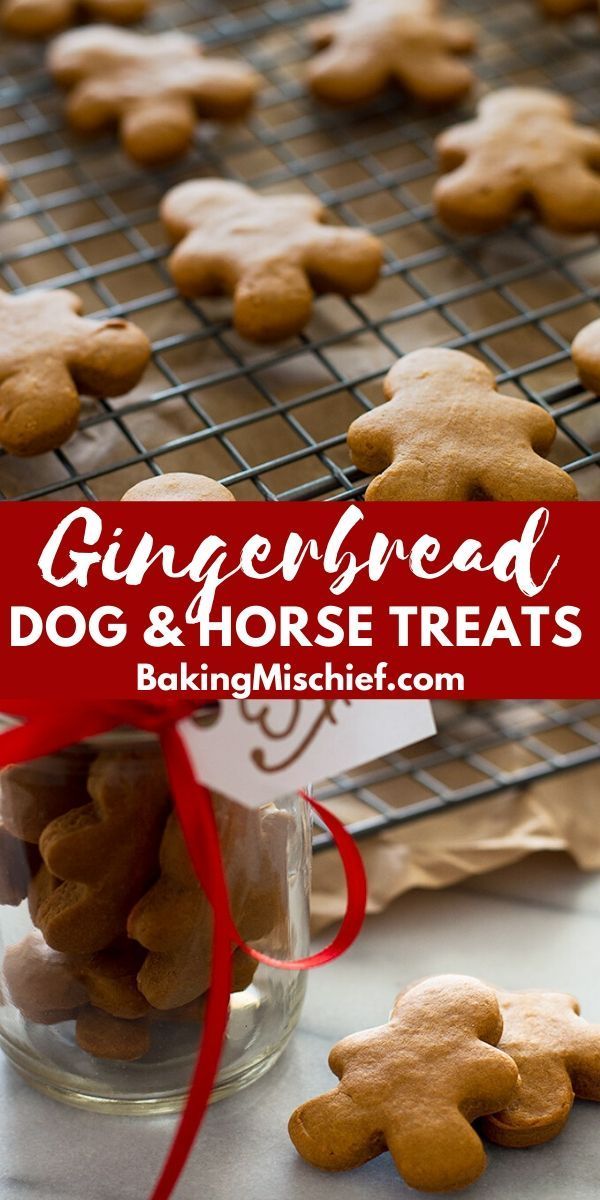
(347, 346), (579, 501)
(434, 86), (600, 234)
(307, 0), (477, 107)
(122, 473), (235, 502)
(161, 178), (383, 342)
(572, 316), (600, 394)
(48, 27), (262, 166)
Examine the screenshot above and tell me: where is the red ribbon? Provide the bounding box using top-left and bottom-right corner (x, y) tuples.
(0, 700), (367, 1200)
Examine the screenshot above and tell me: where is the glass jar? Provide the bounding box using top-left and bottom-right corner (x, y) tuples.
(0, 724), (311, 1114)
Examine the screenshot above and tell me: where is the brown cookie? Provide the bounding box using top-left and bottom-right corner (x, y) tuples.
(3, 932), (87, 1024)
(307, 0), (477, 107)
(128, 801), (288, 1010)
(289, 975), (518, 1192)
(539, 0), (598, 15)
(1, 749), (92, 842)
(0, 167), (7, 200)
(75, 1007), (150, 1060)
(0, 289), (150, 457)
(48, 27), (262, 166)
(0, 821), (34, 906)
(122, 473), (235, 502)
(76, 939), (150, 1019)
(572, 316), (600, 393)
(347, 347), (578, 500)
(161, 179), (383, 343)
(482, 988), (600, 1147)
(36, 749), (170, 954)
(0, 0), (148, 37)
(434, 88), (600, 234)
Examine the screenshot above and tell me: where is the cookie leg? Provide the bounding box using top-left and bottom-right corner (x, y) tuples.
(361, 459), (475, 502)
(386, 1116), (487, 1191)
(85, 0), (148, 23)
(396, 53), (473, 106)
(289, 1090), (385, 1170)
(0, 362), (80, 457)
(483, 1065), (575, 1147)
(168, 234), (232, 300)
(0, 0), (73, 35)
(477, 455), (578, 501)
(434, 168), (522, 234)
(121, 98), (197, 167)
(306, 229), (383, 296)
(234, 263), (314, 342)
(308, 42), (390, 105)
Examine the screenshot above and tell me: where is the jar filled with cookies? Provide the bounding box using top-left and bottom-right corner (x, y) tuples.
(0, 719), (311, 1112)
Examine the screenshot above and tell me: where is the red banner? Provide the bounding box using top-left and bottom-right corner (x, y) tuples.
(1, 500), (597, 699)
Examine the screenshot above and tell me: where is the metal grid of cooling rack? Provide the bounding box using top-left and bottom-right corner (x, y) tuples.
(1, 0), (600, 501)
(312, 699), (600, 847)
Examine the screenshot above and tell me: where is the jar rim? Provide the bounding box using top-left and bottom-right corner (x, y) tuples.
(0, 707), (218, 748)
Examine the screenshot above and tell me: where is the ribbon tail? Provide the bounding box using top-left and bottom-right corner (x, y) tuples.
(148, 727), (233, 1200)
(222, 793), (368, 972)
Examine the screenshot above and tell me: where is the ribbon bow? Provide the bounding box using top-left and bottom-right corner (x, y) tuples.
(0, 699), (367, 1200)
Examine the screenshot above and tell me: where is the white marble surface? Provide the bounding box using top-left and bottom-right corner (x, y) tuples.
(2, 850), (600, 1200)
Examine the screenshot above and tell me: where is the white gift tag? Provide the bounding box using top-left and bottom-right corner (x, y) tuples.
(179, 700), (436, 808)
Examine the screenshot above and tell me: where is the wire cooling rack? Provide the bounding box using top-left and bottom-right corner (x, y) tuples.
(312, 698), (600, 846)
(1, 1), (599, 842)
(1, 0), (600, 501)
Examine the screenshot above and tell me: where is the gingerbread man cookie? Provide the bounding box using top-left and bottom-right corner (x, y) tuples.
(434, 88), (600, 234)
(0, 822), (34, 906)
(539, 0), (598, 16)
(0, 289), (150, 457)
(289, 975), (518, 1192)
(347, 347), (578, 500)
(35, 749), (170, 954)
(48, 27), (262, 166)
(1, 750), (93, 843)
(306, 0), (477, 107)
(161, 179), (383, 342)
(122, 473), (235, 501)
(482, 988), (600, 1146)
(0, 0), (148, 38)
(572, 317), (600, 393)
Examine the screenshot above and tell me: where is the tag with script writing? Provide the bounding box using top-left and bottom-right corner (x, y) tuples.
(178, 700), (436, 808)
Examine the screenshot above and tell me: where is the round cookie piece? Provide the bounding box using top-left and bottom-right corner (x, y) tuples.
(122, 473), (235, 501)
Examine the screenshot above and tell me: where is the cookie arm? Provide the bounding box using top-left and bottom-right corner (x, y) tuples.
(0, 0), (74, 35)
(69, 315), (150, 398)
(393, 38), (474, 105)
